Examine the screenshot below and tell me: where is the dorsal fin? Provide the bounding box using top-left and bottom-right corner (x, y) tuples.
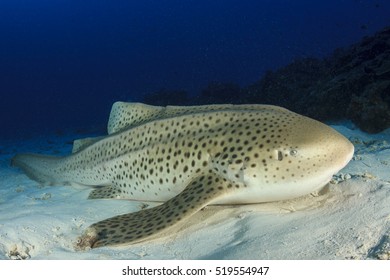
(72, 136), (105, 153)
(108, 102), (164, 134)
(72, 102), (165, 153)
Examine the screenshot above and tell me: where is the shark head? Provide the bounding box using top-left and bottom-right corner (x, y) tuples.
(228, 110), (355, 203)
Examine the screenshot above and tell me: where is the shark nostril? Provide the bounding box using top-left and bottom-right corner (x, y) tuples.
(274, 150), (283, 161)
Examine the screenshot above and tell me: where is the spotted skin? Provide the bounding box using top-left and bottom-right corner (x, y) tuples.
(11, 103), (354, 249)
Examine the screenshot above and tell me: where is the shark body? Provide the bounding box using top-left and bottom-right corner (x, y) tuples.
(11, 102), (354, 249)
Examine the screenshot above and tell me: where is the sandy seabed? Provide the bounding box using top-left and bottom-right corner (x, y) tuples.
(0, 124), (389, 260)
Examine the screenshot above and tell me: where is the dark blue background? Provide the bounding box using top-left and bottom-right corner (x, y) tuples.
(1, 0), (389, 139)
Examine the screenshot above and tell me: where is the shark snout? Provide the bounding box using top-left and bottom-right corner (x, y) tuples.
(313, 124), (354, 174)
(289, 117), (355, 178)
(341, 140), (354, 168)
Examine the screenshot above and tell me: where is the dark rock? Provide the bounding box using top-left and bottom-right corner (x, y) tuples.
(347, 81), (390, 133)
(245, 58), (331, 113)
(247, 26), (390, 133)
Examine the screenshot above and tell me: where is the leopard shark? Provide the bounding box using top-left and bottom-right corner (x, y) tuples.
(11, 102), (354, 249)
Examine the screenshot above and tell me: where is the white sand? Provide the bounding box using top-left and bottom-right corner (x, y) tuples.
(0, 125), (389, 260)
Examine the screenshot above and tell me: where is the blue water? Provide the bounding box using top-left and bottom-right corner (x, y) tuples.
(1, 0), (389, 139)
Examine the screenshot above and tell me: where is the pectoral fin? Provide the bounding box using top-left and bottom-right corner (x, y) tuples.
(76, 170), (240, 249)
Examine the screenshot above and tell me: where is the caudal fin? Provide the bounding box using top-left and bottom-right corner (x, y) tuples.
(11, 153), (64, 184)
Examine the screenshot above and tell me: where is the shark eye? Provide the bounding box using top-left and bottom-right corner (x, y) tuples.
(290, 149), (298, 157)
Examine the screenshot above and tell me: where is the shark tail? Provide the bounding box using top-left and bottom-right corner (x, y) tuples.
(11, 153), (65, 185)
